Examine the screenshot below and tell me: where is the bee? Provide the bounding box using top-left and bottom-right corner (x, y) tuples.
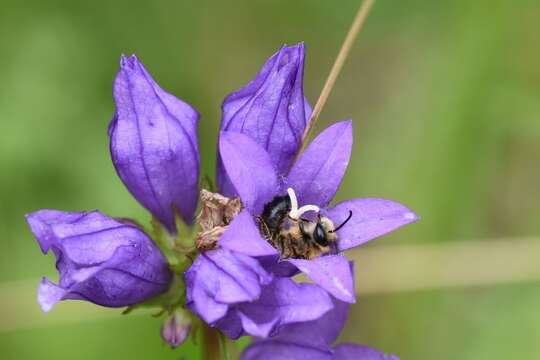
(258, 188), (352, 260)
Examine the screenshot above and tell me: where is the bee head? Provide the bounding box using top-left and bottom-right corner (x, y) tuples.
(299, 215), (337, 250)
(313, 222), (329, 246)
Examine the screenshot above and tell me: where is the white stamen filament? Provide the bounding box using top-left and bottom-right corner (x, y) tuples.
(287, 188), (298, 215)
(296, 205), (321, 218)
(287, 187), (320, 220)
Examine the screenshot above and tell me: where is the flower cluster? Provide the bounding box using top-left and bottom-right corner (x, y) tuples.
(26, 43), (417, 359)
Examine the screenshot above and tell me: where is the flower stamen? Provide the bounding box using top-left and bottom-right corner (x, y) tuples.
(287, 188), (320, 220)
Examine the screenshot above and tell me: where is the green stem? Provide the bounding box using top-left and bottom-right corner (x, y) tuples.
(201, 324), (222, 360)
(219, 332), (232, 360)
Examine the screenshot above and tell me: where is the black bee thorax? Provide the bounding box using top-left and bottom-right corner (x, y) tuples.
(260, 195), (291, 234)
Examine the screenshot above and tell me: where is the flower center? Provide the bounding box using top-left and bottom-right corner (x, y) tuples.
(286, 188), (320, 220)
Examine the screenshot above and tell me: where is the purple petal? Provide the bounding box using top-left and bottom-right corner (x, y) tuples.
(219, 132), (278, 214)
(258, 256), (299, 277)
(332, 344), (399, 360)
(110, 54), (200, 233)
(214, 310), (245, 339)
(218, 43), (309, 195)
(241, 341), (332, 360)
(240, 303), (399, 360)
(237, 278), (333, 338)
(237, 313), (279, 339)
(219, 209), (278, 257)
(185, 271), (228, 323)
(327, 198), (419, 252)
(270, 296), (349, 348)
(287, 120), (352, 208)
(37, 278), (70, 312)
(184, 248), (272, 323)
(288, 255), (355, 303)
(26, 209), (171, 312)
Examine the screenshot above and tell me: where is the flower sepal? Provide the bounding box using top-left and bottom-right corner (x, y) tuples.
(150, 210), (198, 269)
(171, 207), (198, 253)
(122, 211), (201, 316)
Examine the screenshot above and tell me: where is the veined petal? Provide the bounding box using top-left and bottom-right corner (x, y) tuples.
(26, 209), (171, 312)
(214, 310), (245, 340)
(288, 255), (355, 303)
(287, 120), (353, 208)
(26, 209), (117, 254)
(203, 249), (271, 303)
(184, 248), (272, 323)
(237, 313), (280, 339)
(327, 198), (419, 252)
(110, 54), (200, 233)
(258, 257), (299, 277)
(219, 132), (278, 214)
(332, 344), (400, 360)
(237, 278), (333, 338)
(219, 209), (278, 257)
(269, 296), (350, 348)
(184, 267), (228, 323)
(218, 43), (309, 196)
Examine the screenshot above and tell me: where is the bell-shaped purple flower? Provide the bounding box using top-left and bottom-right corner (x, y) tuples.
(241, 296), (399, 360)
(26, 209), (172, 312)
(217, 43), (310, 196)
(216, 122), (418, 304)
(110, 54), (200, 233)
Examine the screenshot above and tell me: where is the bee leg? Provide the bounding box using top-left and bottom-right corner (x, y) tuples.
(272, 234), (282, 254)
(296, 236), (309, 259)
(280, 235), (291, 258)
(256, 216), (271, 238)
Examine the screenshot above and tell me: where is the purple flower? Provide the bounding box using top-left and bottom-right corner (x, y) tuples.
(241, 296), (399, 360)
(26, 44), (416, 355)
(185, 248), (332, 338)
(217, 43), (310, 196)
(216, 121), (418, 303)
(25, 55), (202, 313)
(185, 119), (417, 338)
(110, 54), (200, 233)
(25, 209), (172, 312)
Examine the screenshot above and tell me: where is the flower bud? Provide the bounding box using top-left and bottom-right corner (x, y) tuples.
(25, 209), (172, 312)
(218, 43), (310, 196)
(110, 54), (200, 233)
(161, 310), (191, 348)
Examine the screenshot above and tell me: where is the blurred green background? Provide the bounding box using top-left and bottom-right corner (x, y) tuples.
(1, 0), (539, 358)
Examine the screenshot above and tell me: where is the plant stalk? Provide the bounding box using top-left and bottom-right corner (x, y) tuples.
(201, 324), (222, 360)
(294, 0), (376, 161)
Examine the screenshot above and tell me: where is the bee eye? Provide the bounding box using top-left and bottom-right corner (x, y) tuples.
(313, 223), (328, 246)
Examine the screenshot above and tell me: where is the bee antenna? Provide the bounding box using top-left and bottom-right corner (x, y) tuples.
(330, 210), (353, 233)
